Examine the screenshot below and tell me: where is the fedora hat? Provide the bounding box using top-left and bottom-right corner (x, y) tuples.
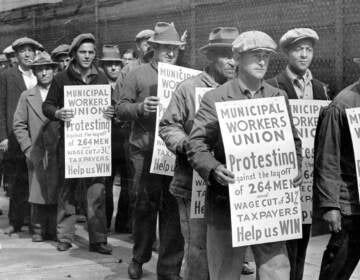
(99, 45), (122, 62)
(31, 51), (58, 68)
(147, 22), (185, 46)
(199, 27), (239, 54)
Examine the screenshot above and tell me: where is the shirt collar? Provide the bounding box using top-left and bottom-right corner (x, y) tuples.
(18, 65), (34, 76)
(286, 65), (313, 84)
(236, 77), (265, 98)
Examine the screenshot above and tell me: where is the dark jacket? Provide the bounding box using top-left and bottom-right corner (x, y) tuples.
(267, 71), (328, 100)
(187, 79), (302, 212)
(159, 71), (219, 199)
(13, 86), (60, 204)
(314, 81), (360, 216)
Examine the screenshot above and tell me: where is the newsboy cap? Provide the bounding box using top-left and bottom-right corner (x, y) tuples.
(31, 51), (58, 68)
(199, 27), (239, 54)
(3, 45), (14, 54)
(69, 33), (96, 54)
(232, 31), (277, 53)
(135, 29), (154, 41)
(279, 28), (319, 51)
(51, 44), (70, 59)
(148, 22), (185, 46)
(12, 37), (44, 52)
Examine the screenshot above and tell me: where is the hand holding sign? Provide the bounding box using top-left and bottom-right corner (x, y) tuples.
(213, 164), (235, 186)
(103, 105), (115, 120)
(292, 169), (303, 187)
(143, 96), (160, 112)
(55, 108), (74, 122)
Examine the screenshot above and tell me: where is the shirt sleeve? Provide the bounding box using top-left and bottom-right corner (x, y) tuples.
(115, 70), (144, 121)
(159, 85), (189, 154)
(314, 105), (342, 210)
(186, 92), (222, 184)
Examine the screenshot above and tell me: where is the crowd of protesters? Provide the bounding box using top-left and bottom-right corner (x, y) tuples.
(0, 19), (359, 280)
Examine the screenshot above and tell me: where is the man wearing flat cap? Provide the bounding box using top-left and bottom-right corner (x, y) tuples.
(187, 30), (303, 280)
(116, 22), (185, 280)
(267, 27), (328, 280)
(51, 44), (71, 72)
(13, 51), (59, 242)
(43, 33), (114, 254)
(0, 36), (43, 235)
(159, 26), (239, 280)
(3, 45), (18, 68)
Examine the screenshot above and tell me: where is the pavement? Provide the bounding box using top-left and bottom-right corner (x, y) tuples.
(0, 186), (359, 280)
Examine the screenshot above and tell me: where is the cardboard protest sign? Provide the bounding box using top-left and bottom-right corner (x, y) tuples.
(289, 100), (330, 224)
(215, 96), (301, 247)
(150, 62), (200, 176)
(190, 87), (212, 219)
(346, 107), (360, 202)
(64, 84), (112, 178)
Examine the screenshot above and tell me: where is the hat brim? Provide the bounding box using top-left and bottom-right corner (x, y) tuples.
(235, 47), (277, 54)
(98, 58), (123, 62)
(281, 36), (318, 50)
(147, 39), (185, 46)
(52, 52), (69, 59)
(31, 62), (58, 68)
(199, 43), (233, 54)
(13, 43), (44, 52)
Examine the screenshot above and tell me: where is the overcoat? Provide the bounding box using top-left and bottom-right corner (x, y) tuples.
(13, 85), (60, 204)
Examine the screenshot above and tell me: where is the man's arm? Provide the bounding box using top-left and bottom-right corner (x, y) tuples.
(13, 92), (32, 157)
(0, 71), (7, 141)
(43, 78), (61, 121)
(159, 85), (189, 154)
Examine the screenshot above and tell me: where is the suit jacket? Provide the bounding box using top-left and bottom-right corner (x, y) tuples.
(13, 86), (60, 204)
(267, 70), (329, 100)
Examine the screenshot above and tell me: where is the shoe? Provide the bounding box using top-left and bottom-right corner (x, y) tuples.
(32, 234), (44, 242)
(3, 225), (20, 235)
(241, 262), (255, 275)
(89, 242), (112, 254)
(128, 259), (143, 279)
(57, 241), (72, 251)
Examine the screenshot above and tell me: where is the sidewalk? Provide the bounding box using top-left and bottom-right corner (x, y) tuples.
(0, 186), (359, 280)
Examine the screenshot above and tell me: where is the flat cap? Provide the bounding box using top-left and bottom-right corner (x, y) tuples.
(232, 31), (277, 53)
(51, 44), (70, 59)
(12, 37), (44, 52)
(279, 28), (319, 51)
(135, 29), (154, 41)
(69, 33), (95, 54)
(31, 51), (58, 68)
(3, 45), (14, 54)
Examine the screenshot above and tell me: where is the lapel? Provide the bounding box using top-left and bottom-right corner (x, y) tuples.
(277, 71), (298, 99)
(27, 86), (47, 123)
(10, 67), (27, 93)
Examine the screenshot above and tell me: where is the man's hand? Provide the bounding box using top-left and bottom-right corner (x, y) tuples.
(292, 170), (303, 187)
(103, 105), (115, 120)
(0, 138), (8, 152)
(323, 209), (341, 233)
(143, 96), (160, 113)
(213, 164), (235, 186)
(55, 108), (74, 122)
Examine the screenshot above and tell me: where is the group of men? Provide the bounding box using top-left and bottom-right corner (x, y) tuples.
(0, 19), (359, 280)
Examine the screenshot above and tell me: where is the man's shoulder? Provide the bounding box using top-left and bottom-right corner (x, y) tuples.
(1, 66), (20, 79)
(331, 81), (360, 109)
(263, 81), (288, 98)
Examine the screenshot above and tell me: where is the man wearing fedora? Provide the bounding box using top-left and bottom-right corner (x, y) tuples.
(0, 37), (44, 235)
(187, 30), (303, 280)
(116, 22), (185, 280)
(159, 26), (239, 280)
(51, 44), (71, 72)
(267, 27), (328, 280)
(13, 51), (60, 242)
(43, 33), (114, 254)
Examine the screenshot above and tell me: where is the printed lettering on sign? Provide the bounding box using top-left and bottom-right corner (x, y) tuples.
(64, 84), (112, 178)
(289, 100), (330, 224)
(190, 87), (212, 219)
(150, 62), (201, 176)
(215, 96), (302, 247)
(346, 107), (360, 202)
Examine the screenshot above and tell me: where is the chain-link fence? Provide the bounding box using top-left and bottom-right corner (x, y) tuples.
(0, 0), (359, 96)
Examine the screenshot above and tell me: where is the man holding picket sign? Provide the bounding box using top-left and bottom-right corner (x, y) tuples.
(159, 27), (239, 280)
(267, 27), (328, 280)
(186, 30), (303, 280)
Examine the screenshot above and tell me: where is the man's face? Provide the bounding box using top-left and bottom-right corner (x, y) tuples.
(33, 65), (55, 87)
(235, 50), (271, 80)
(56, 54), (71, 71)
(136, 39), (151, 56)
(7, 54), (18, 67)
(154, 44), (179, 65)
(103, 61), (122, 81)
(286, 39), (314, 75)
(74, 42), (95, 70)
(16, 45), (36, 69)
(209, 48), (236, 80)
(122, 52), (135, 66)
